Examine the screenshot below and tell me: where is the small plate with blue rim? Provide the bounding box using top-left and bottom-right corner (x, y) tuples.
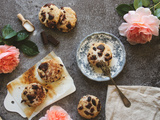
(76, 32), (126, 82)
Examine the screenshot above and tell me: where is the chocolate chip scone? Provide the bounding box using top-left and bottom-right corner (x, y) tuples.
(56, 7), (77, 32)
(21, 83), (47, 107)
(77, 95), (101, 119)
(39, 3), (61, 28)
(37, 59), (63, 83)
(87, 43), (112, 67)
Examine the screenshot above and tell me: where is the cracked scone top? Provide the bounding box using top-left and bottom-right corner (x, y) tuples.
(57, 7), (77, 32)
(77, 95), (101, 119)
(87, 43), (112, 67)
(21, 83), (47, 107)
(37, 59), (63, 83)
(39, 3), (61, 28)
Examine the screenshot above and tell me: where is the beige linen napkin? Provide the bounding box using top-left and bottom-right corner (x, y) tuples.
(105, 85), (160, 120)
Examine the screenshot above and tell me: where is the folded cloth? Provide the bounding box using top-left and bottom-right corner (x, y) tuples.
(105, 85), (160, 120)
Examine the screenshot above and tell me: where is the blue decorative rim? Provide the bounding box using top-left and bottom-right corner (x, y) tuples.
(76, 32), (126, 82)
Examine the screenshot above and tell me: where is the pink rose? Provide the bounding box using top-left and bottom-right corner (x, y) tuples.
(0, 45), (20, 73)
(118, 7), (160, 45)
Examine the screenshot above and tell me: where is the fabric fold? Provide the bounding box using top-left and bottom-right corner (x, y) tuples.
(105, 85), (160, 120)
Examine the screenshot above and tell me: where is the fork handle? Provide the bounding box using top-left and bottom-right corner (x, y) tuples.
(109, 76), (131, 107)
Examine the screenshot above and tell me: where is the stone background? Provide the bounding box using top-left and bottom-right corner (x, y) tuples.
(0, 0), (160, 120)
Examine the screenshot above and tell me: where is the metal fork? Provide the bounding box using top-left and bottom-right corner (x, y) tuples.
(97, 60), (131, 107)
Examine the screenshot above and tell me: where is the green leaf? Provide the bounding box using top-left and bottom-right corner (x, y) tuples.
(155, 3), (160, 8)
(18, 40), (39, 56)
(0, 36), (3, 43)
(3, 37), (16, 45)
(153, 0), (159, 3)
(154, 8), (160, 19)
(134, 0), (143, 9)
(116, 4), (134, 16)
(129, 4), (135, 9)
(16, 30), (29, 41)
(142, 0), (150, 7)
(2, 24), (17, 39)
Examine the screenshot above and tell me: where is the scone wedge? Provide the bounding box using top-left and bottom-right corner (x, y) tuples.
(4, 51), (76, 120)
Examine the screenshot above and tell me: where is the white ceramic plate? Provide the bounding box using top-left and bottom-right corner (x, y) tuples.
(76, 32), (126, 82)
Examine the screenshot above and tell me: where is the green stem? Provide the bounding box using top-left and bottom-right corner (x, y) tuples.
(150, 2), (160, 10)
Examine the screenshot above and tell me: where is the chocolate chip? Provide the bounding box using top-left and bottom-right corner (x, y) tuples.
(21, 100), (26, 103)
(49, 13), (54, 20)
(105, 53), (110, 56)
(98, 52), (102, 57)
(30, 100), (34, 104)
(50, 8), (53, 10)
(39, 63), (48, 72)
(87, 96), (91, 102)
(105, 57), (112, 61)
(97, 101), (101, 111)
(41, 18), (45, 22)
(96, 63), (101, 68)
(41, 12), (46, 22)
(44, 3), (54, 7)
(47, 21), (56, 28)
(90, 108), (94, 113)
(93, 47), (96, 51)
(23, 91), (27, 95)
(87, 53), (90, 57)
(92, 99), (96, 106)
(90, 113), (94, 116)
(60, 64), (63, 67)
(27, 95), (36, 103)
(40, 73), (45, 78)
(41, 31), (48, 45)
(47, 35), (60, 46)
(66, 22), (71, 29)
(84, 111), (90, 115)
(91, 55), (97, 60)
(32, 85), (39, 89)
(97, 44), (105, 52)
(78, 106), (83, 110)
(86, 103), (92, 109)
(45, 89), (48, 92)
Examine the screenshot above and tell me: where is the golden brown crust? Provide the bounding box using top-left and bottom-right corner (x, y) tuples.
(21, 83), (47, 107)
(37, 59), (63, 83)
(87, 43), (112, 67)
(56, 7), (77, 32)
(39, 3), (61, 28)
(77, 95), (101, 119)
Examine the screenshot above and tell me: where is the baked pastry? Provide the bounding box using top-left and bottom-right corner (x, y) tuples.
(39, 3), (61, 28)
(57, 7), (77, 32)
(87, 43), (112, 67)
(77, 95), (101, 119)
(21, 83), (47, 107)
(5, 51), (76, 119)
(37, 59), (63, 83)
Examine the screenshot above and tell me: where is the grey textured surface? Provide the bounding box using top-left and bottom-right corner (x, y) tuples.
(0, 0), (160, 120)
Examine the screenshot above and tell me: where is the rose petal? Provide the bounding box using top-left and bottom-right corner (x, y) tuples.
(142, 15), (159, 36)
(136, 7), (151, 17)
(119, 7), (159, 45)
(124, 11), (140, 23)
(118, 23), (130, 36)
(0, 45), (20, 74)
